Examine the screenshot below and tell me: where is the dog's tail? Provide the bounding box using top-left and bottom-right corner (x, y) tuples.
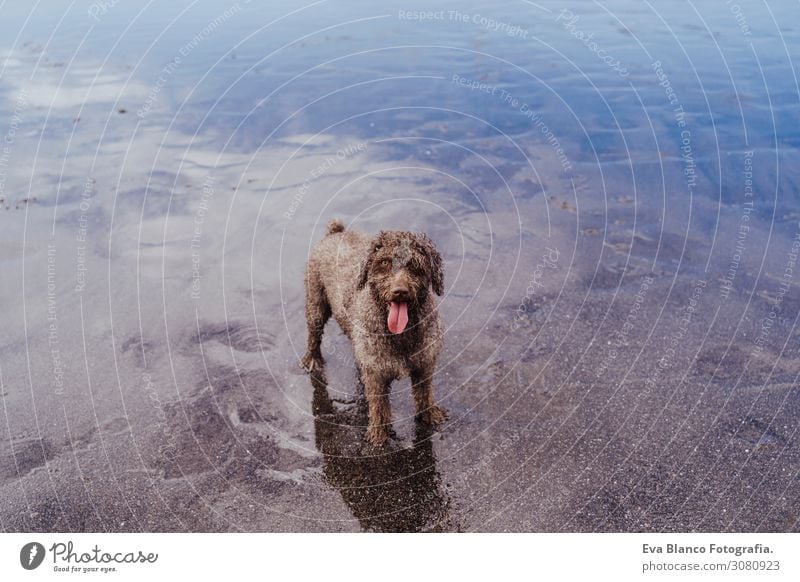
(325, 218), (346, 236)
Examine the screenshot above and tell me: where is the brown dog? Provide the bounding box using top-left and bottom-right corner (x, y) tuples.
(300, 219), (446, 445)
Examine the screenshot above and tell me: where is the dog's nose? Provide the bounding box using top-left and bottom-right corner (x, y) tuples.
(391, 286), (410, 301)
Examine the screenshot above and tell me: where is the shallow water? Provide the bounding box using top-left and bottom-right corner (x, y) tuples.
(1, 0), (799, 531)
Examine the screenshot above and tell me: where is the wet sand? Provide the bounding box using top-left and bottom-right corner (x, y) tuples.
(1, 0), (799, 532)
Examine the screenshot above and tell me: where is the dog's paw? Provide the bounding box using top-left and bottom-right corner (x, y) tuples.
(365, 425), (389, 446)
(421, 404), (447, 426)
(299, 352), (324, 373)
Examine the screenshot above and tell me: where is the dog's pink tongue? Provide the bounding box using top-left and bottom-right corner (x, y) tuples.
(387, 302), (409, 334)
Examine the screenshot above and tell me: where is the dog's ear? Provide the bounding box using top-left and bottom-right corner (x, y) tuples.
(357, 236), (382, 290)
(356, 255), (371, 290)
(416, 233), (444, 295)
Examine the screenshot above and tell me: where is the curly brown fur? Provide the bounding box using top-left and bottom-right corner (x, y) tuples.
(301, 219), (447, 445)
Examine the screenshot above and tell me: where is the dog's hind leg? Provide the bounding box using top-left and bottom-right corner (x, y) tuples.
(300, 269), (330, 372)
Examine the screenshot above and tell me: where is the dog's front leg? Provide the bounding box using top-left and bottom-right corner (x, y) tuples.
(363, 371), (392, 446)
(411, 369), (447, 426)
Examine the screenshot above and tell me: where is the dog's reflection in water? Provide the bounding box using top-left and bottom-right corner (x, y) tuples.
(310, 370), (455, 532)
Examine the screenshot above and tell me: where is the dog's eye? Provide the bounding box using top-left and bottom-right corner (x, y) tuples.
(377, 258), (392, 270)
(406, 262), (424, 276)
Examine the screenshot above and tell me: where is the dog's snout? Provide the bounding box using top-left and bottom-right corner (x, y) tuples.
(389, 271), (412, 302)
(391, 285), (410, 301)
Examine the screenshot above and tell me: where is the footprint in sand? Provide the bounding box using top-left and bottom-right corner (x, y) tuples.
(548, 196), (577, 212)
